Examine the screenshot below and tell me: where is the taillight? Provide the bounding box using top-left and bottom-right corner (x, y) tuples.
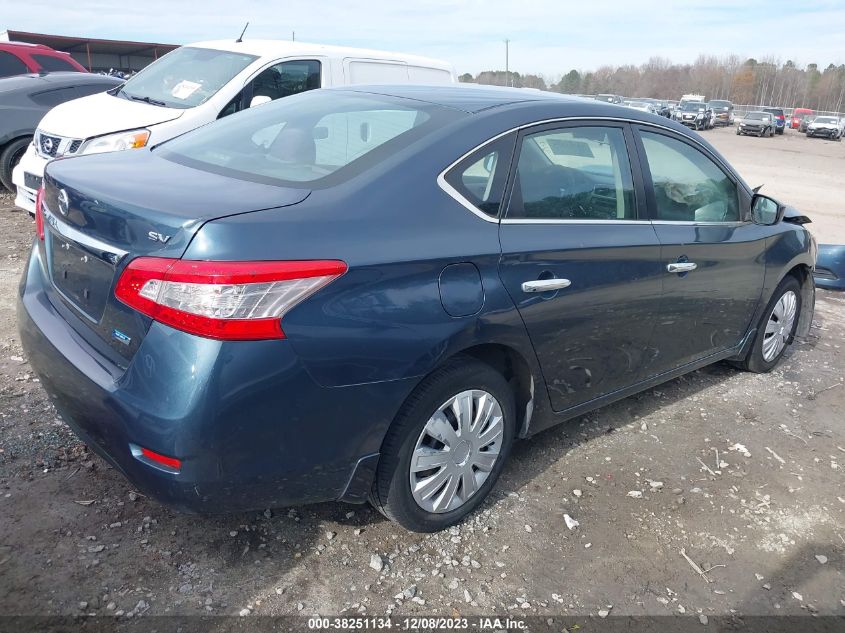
(35, 186), (45, 240)
(114, 258), (347, 341)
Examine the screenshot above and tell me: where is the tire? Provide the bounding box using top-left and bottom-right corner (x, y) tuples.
(735, 276), (802, 373)
(736, 128), (741, 136)
(0, 137), (30, 192)
(369, 356), (516, 532)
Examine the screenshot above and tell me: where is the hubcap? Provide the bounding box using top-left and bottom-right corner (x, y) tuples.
(762, 290), (797, 362)
(409, 389), (504, 514)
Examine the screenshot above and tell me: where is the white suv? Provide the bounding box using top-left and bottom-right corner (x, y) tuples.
(12, 39), (455, 213)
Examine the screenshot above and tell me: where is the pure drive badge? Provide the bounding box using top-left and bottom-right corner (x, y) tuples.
(111, 329), (132, 346)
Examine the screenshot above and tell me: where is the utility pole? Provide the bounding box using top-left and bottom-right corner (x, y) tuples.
(292, 31), (296, 41)
(504, 39), (510, 87)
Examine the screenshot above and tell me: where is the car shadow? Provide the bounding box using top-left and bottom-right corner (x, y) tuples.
(729, 541), (844, 624)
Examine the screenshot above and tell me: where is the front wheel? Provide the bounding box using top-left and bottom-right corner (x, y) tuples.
(0, 137), (30, 192)
(369, 356), (515, 532)
(736, 276), (802, 373)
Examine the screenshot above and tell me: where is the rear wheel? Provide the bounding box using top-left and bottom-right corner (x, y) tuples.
(735, 276), (801, 373)
(369, 356), (515, 532)
(0, 138), (29, 192)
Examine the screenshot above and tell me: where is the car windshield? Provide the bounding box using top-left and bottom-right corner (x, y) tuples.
(118, 47), (257, 109)
(159, 90), (462, 187)
(596, 95), (616, 102)
(745, 112), (768, 120)
(815, 117), (838, 124)
(709, 100), (730, 108)
(681, 102), (704, 112)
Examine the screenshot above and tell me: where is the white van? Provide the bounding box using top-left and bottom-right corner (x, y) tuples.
(12, 39), (456, 213)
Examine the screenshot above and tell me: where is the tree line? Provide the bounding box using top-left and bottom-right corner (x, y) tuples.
(459, 55), (845, 112)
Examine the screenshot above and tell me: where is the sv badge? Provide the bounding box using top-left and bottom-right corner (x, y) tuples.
(148, 231), (172, 243)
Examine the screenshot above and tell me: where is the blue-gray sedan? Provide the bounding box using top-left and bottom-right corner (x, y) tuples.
(18, 86), (816, 531)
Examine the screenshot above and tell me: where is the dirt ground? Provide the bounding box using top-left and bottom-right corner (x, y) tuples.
(0, 125), (843, 625)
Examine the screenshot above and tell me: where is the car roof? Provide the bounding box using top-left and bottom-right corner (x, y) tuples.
(331, 85), (701, 136)
(335, 84), (576, 113)
(0, 41), (56, 51)
(0, 72), (120, 94)
(188, 39), (453, 71)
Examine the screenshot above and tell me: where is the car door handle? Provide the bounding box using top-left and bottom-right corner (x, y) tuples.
(522, 279), (572, 293)
(666, 262), (698, 273)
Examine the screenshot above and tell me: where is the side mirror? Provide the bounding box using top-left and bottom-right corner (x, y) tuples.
(250, 95), (272, 108)
(751, 193), (785, 226)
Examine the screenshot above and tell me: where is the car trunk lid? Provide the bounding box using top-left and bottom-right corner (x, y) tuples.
(40, 151), (310, 365)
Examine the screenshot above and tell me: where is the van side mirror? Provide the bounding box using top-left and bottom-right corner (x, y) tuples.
(751, 193), (784, 226)
(250, 95), (272, 108)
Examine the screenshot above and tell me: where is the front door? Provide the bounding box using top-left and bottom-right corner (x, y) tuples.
(497, 122), (664, 413)
(633, 127), (767, 376)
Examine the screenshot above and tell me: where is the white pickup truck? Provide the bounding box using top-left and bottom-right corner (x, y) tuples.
(12, 39), (456, 213)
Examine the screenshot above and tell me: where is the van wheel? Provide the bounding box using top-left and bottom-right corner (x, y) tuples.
(735, 276), (801, 373)
(369, 356), (515, 532)
(0, 138), (29, 192)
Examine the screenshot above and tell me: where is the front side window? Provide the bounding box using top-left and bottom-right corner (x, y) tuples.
(251, 60), (320, 101)
(443, 135), (514, 217)
(161, 90), (461, 187)
(32, 54), (80, 72)
(219, 60), (321, 118)
(118, 47), (258, 109)
(0, 51), (29, 78)
(508, 126), (637, 221)
(639, 131), (739, 222)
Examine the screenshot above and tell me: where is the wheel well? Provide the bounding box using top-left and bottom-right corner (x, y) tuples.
(458, 344), (535, 438)
(0, 135), (31, 154)
(786, 263), (810, 285)
(784, 263), (814, 338)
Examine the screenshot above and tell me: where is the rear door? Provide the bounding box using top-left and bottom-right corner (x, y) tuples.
(497, 121), (664, 413)
(632, 126), (767, 376)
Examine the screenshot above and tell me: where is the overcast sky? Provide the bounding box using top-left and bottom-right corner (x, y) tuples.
(4, 1), (845, 78)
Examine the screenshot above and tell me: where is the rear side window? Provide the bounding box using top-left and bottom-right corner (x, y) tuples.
(161, 90), (461, 187)
(443, 135), (515, 218)
(347, 61), (408, 83)
(75, 82), (114, 98)
(508, 126), (637, 220)
(639, 131), (739, 222)
(32, 54), (80, 72)
(0, 51), (29, 78)
(30, 87), (79, 107)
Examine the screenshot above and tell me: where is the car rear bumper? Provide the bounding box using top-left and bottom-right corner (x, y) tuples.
(18, 244), (413, 512)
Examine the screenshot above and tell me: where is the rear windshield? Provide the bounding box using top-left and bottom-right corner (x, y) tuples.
(159, 90), (462, 187)
(763, 108), (784, 116)
(32, 54), (80, 72)
(118, 47), (257, 109)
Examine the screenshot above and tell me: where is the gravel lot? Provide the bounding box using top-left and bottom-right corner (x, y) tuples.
(0, 125), (843, 623)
